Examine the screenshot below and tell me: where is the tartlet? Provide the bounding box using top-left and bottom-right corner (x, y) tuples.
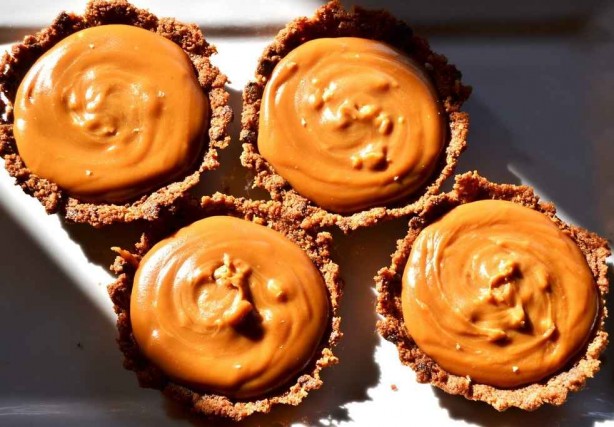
(108, 193), (342, 421)
(241, 0), (470, 232)
(0, 0), (232, 227)
(376, 171), (610, 411)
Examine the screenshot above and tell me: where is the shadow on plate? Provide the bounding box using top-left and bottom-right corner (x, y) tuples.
(61, 218), (148, 270)
(343, 0), (601, 37)
(190, 86), (269, 201)
(0, 205), (138, 402)
(442, 96), (524, 192)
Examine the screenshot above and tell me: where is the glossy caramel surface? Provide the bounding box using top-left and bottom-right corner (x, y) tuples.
(402, 200), (598, 387)
(258, 37), (445, 213)
(131, 216), (329, 398)
(13, 24), (209, 202)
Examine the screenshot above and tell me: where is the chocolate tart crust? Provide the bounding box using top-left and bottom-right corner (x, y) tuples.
(0, 0), (232, 227)
(108, 193), (343, 421)
(376, 171), (610, 411)
(241, 0), (471, 233)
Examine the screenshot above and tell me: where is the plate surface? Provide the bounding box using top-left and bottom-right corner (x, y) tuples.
(0, 1), (613, 426)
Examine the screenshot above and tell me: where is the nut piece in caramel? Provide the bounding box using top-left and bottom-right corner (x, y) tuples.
(258, 37), (445, 213)
(13, 24), (209, 203)
(130, 216), (329, 398)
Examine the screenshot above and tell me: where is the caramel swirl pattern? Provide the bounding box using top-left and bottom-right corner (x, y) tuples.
(131, 216), (329, 398)
(258, 37), (445, 213)
(13, 24), (208, 202)
(402, 200), (598, 387)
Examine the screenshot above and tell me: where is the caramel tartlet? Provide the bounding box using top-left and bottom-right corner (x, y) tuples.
(376, 172), (610, 411)
(241, 0), (470, 232)
(0, 0), (231, 227)
(108, 193), (342, 421)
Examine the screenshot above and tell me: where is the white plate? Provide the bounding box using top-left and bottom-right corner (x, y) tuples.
(1, 1), (613, 426)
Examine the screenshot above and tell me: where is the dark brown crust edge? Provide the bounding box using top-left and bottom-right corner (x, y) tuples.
(376, 171), (610, 411)
(107, 193), (343, 421)
(0, 0), (232, 227)
(240, 0), (471, 233)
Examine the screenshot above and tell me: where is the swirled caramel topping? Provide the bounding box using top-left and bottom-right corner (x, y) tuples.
(402, 200), (598, 388)
(131, 216), (329, 398)
(13, 24), (208, 203)
(258, 37), (445, 213)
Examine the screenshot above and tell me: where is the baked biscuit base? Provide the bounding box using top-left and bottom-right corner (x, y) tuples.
(376, 171), (610, 411)
(0, 0), (232, 227)
(108, 193), (342, 421)
(241, 0), (471, 232)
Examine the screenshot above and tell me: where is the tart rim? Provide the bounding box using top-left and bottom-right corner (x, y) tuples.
(240, 0), (471, 232)
(108, 193), (343, 421)
(0, 0), (232, 227)
(375, 171), (610, 411)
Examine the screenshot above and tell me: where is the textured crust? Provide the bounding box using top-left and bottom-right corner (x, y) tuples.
(108, 193), (343, 421)
(376, 171), (610, 411)
(0, 0), (232, 227)
(240, 0), (471, 232)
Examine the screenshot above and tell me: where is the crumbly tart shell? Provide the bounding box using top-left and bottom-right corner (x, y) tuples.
(108, 193), (343, 421)
(0, 0), (232, 227)
(240, 0), (471, 233)
(376, 171), (610, 411)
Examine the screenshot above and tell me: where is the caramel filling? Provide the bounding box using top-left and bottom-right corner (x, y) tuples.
(258, 37), (445, 213)
(13, 24), (209, 203)
(402, 200), (598, 388)
(131, 216), (329, 398)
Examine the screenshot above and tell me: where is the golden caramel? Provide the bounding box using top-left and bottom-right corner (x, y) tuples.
(131, 216), (329, 398)
(13, 24), (208, 203)
(402, 200), (598, 388)
(258, 37), (445, 213)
